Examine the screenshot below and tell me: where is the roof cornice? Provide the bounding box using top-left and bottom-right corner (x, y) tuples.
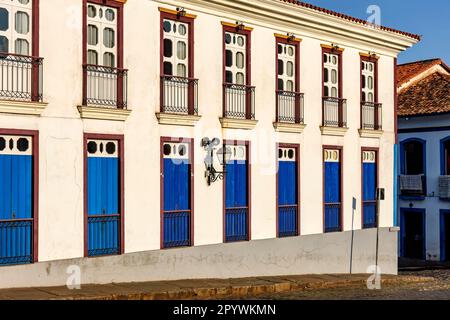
(155, 0), (419, 55)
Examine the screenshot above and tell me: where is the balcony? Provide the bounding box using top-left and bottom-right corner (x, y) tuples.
(273, 91), (305, 133)
(321, 97), (347, 136)
(360, 102), (383, 138)
(160, 75), (198, 115)
(0, 53), (45, 115)
(220, 83), (256, 130)
(399, 174), (426, 198)
(82, 64), (128, 109)
(79, 64), (130, 121)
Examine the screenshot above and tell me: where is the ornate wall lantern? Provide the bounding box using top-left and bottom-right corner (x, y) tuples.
(202, 137), (232, 185)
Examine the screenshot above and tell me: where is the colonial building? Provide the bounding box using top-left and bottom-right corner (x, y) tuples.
(397, 58), (450, 262)
(0, 0), (419, 288)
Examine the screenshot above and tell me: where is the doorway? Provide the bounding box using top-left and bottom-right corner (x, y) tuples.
(401, 209), (425, 260)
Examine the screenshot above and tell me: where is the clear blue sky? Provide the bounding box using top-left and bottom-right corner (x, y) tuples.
(302, 0), (449, 64)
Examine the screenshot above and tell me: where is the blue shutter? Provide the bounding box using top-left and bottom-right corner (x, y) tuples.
(0, 136), (33, 266)
(225, 145), (248, 242)
(87, 140), (120, 257)
(277, 147), (298, 237)
(363, 151), (377, 228)
(162, 142), (191, 248)
(324, 149), (341, 232)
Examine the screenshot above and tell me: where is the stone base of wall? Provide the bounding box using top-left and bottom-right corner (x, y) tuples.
(0, 228), (398, 289)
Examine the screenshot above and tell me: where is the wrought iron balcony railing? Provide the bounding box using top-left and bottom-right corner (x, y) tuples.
(322, 97), (347, 128)
(361, 102), (382, 130)
(160, 76), (198, 115)
(276, 91), (304, 124)
(0, 53), (43, 102)
(223, 83), (255, 120)
(83, 64), (128, 109)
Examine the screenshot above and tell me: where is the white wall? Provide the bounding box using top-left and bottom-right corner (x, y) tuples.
(0, 0), (398, 262)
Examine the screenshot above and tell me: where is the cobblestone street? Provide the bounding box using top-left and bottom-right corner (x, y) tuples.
(234, 269), (450, 300)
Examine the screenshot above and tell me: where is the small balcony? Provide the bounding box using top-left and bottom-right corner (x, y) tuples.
(220, 83), (256, 130)
(276, 91), (304, 124)
(361, 102), (382, 130)
(223, 83), (255, 120)
(0, 53), (43, 103)
(322, 97), (347, 128)
(160, 75), (198, 115)
(399, 174), (427, 198)
(82, 64), (128, 109)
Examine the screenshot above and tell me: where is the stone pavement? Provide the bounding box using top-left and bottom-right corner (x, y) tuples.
(0, 273), (433, 300)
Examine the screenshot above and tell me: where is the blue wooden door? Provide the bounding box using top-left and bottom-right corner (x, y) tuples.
(362, 150), (377, 228)
(324, 149), (341, 232)
(162, 141), (191, 248)
(87, 139), (120, 256)
(277, 147), (298, 237)
(225, 144), (248, 242)
(0, 135), (33, 266)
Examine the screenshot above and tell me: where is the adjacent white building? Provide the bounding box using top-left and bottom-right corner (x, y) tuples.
(0, 0), (419, 288)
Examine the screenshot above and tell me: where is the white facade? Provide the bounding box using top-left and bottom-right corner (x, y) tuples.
(0, 0), (418, 279)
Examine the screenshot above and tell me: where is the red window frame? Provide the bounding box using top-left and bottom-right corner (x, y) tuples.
(360, 54), (379, 103)
(321, 46), (343, 99)
(159, 9), (195, 79)
(275, 36), (300, 92)
(83, 133), (125, 257)
(159, 137), (195, 249)
(322, 145), (344, 233)
(222, 24), (252, 86)
(276, 143), (300, 237)
(82, 0), (125, 107)
(222, 140), (251, 243)
(0, 128), (39, 263)
(361, 147), (379, 229)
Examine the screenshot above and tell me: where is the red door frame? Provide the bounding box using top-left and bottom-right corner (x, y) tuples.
(275, 143), (300, 237)
(0, 128), (39, 262)
(222, 140), (251, 243)
(322, 145), (344, 233)
(361, 147), (379, 228)
(160, 137), (195, 249)
(83, 133), (125, 257)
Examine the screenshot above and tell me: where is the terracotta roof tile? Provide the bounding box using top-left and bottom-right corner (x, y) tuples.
(279, 0), (421, 40)
(397, 58), (450, 87)
(398, 72), (450, 117)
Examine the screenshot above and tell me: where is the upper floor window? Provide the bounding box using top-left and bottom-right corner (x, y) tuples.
(86, 2), (117, 67)
(0, 0), (32, 55)
(277, 41), (297, 92)
(224, 28), (250, 85)
(222, 23), (254, 120)
(361, 55), (378, 103)
(323, 51), (340, 98)
(275, 35), (303, 124)
(159, 9), (197, 116)
(321, 45), (346, 128)
(162, 19), (189, 77)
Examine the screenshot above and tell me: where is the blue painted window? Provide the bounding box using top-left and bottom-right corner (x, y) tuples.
(0, 135), (33, 266)
(399, 138), (426, 199)
(362, 150), (377, 228)
(440, 137), (450, 175)
(225, 144), (248, 242)
(87, 139), (120, 257)
(324, 148), (341, 233)
(162, 141), (191, 248)
(277, 147), (298, 237)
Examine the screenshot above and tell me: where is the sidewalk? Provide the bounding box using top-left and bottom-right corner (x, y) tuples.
(0, 274), (434, 300)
